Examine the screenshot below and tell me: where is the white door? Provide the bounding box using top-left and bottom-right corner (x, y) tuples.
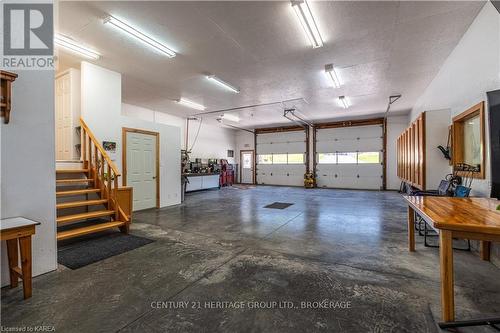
(241, 151), (254, 184)
(315, 125), (383, 190)
(55, 73), (72, 160)
(126, 131), (157, 211)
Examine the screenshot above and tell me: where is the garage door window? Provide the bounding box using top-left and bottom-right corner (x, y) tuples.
(337, 152), (357, 164)
(257, 153), (304, 164)
(258, 154), (273, 164)
(358, 151), (381, 164)
(288, 153), (305, 164)
(272, 154), (288, 164)
(318, 153), (337, 164)
(317, 152), (381, 164)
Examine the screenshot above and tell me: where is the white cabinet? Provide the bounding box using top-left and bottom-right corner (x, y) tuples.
(202, 175), (220, 189)
(55, 69), (80, 160)
(185, 174), (220, 192)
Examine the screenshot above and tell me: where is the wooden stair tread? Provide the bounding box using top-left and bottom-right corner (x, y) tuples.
(57, 210), (115, 224)
(56, 169), (89, 174)
(57, 199), (107, 209)
(56, 178), (94, 184)
(57, 221), (125, 241)
(56, 188), (101, 197)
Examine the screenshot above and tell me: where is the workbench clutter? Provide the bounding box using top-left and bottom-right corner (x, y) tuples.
(182, 157), (236, 193)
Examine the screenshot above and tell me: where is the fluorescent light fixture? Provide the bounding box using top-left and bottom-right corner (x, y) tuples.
(291, 0), (323, 48)
(338, 96), (350, 109)
(176, 98), (205, 110)
(206, 75), (240, 93)
(325, 64), (341, 88)
(220, 113), (240, 122)
(54, 34), (100, 60)
(103, 16), (176, 58)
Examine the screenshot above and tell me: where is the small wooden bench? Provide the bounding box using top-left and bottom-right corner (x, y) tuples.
(1, 217), (40, 299)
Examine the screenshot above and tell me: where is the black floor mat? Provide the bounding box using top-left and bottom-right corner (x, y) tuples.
(264, 202), (294, 209)
(58, 232), (154, 270)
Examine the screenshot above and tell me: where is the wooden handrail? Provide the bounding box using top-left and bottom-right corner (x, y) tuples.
(80, 117), (120, 176)
(79, 117), (131, 227)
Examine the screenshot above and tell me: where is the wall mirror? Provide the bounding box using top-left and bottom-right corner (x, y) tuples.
(452, 101), (485, 179)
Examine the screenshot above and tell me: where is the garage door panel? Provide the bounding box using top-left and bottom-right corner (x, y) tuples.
(257, 131), (305, 144)
(317, 140), (382, 152)
(256, 143), (275, 154)
(317, 126), (382, 140)
(272, 142), (303, 153)
(316, 141), (336, 153)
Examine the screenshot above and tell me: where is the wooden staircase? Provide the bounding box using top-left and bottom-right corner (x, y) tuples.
(56, 118), (132, 241)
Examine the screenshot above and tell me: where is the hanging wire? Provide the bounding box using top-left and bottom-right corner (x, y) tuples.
(189, 117), (203, 152)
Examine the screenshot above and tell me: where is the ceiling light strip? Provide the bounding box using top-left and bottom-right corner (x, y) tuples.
(220, 113), (240, 122)
(177, 98), (206, 110)
(54, 34), (100, 60)
(103, 16), (176, 58)
(291, 0), (323, 48)
(339, 96), (350, 109)
(207, 75), (240, 93)
(325, 64), (341, 88)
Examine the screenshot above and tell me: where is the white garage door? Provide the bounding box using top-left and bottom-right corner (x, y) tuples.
(256, 130), (307, 186)
(315, 125), (383, 190)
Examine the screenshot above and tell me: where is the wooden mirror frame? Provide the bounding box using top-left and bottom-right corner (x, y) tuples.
(452, 101), (485, 179)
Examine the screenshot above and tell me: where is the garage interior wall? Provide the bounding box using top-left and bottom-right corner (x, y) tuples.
(234, 116), (408, 189)
(408, 2), (500, 265)
(122, 103), (237, 164)
(81, 62), (182, 207)
(1, 70), (57, 287)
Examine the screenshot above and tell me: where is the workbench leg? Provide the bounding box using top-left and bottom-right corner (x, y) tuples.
(440, 230), (454, 322)
(480, 241), (491, 261)
(19, 236), (32, 299)
(6, 239), (19, 288)
(407, 206), (415, 252)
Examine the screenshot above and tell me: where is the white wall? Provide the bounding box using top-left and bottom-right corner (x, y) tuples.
(1, 70), (57, 286)
(81, 62), (181, 207)
(122, 103), (237, 164)
(186, 120), (237, 164)
(386, 115), (409, 190)
(410, 2), (500, 196)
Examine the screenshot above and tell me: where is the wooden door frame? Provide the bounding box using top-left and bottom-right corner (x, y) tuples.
(240, 149), (255, 184)
(122, 127), (160, 208)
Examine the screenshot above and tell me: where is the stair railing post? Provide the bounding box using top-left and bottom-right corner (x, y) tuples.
(107, 164), (112, 211)
(93, 143), (98, 184)
(114, 174), (119, 220)
(82, 131), (87, 169)
(100, 153), (105, 196)
(88, 137), (93, 178)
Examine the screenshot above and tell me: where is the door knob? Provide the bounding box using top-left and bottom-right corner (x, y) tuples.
(153, 176), (157, 179)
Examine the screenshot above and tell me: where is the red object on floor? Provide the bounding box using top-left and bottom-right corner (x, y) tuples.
(220, 160), (234, 187)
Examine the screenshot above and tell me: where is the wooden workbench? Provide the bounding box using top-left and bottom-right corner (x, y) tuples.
(403, 196), (500, 327)
(1, 217), (40, 299)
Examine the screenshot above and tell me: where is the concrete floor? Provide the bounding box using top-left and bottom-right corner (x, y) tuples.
(2, 186), (500, 332)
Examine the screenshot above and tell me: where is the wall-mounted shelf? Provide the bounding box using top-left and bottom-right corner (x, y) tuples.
(1, 71), (18, 124)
